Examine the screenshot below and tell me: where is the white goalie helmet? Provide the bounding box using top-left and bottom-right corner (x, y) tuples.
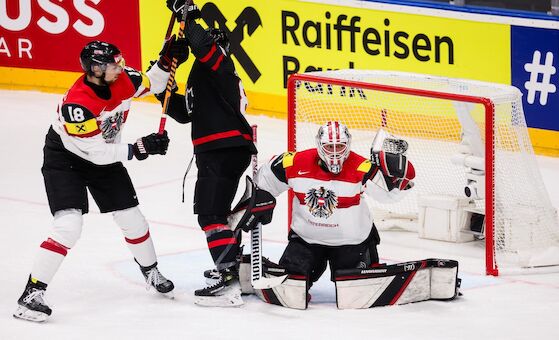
(316, 121), (352, 174)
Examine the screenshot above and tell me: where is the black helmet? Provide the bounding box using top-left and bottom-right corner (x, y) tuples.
(207, 28), (230, 54)
(80, 41), (123, 73)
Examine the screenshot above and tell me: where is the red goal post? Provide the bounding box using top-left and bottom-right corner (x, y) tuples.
(287, 70), (559, 276)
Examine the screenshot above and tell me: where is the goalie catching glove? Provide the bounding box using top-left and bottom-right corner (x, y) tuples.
(370, 151), (415, 191)
(229, 176), (276, 232)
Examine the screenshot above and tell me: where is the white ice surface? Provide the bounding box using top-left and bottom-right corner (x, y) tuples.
(1, 90), (559, 340)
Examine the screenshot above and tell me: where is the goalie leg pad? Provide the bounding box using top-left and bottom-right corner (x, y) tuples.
(334, 259), (459, 309)
(239, 255), (309, 309)
(254, 277), (308, 310)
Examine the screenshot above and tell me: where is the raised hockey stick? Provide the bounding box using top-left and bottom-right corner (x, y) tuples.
(250, 125), (288, 289)
(158, 3), (189, 134)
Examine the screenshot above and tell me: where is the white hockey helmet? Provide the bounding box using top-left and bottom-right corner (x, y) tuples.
(316, 121), (352, 174)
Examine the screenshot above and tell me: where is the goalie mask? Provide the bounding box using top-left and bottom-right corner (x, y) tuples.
(316, 121), (352, 174)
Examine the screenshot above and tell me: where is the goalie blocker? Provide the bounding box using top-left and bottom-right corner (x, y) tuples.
(228, 176), (276, 232)
(238, 257), (459, 309)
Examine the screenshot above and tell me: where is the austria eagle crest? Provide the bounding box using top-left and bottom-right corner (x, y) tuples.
(305, 186), (338, 218)
(101, 111), (124, 142)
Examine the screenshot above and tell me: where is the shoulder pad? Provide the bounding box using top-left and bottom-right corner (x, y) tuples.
(123, 67), (147, 91)
(357, 160), (372, 173)
(282, 152), (296, 168)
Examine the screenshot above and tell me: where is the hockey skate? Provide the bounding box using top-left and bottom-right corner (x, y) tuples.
(203, 268), (220, 284)
(195, 268), (243, 307)
(140, 262), (175, 299)
(13, 276), (52, 322)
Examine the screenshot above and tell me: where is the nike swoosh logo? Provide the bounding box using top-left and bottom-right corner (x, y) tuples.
(298, 170), (310, 175)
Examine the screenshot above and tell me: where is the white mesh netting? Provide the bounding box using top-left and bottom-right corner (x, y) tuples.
(289, 70), (559, 274)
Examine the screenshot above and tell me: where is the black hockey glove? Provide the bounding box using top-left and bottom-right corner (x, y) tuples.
(232, 177), (276, 232)
(131, 131), (170, 161)
(166, 0), (201, 20)
(157, 34), (189, 72)
(239, 188), (276, 232)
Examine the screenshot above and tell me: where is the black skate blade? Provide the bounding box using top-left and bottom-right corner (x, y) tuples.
(13, 306), (49, 322)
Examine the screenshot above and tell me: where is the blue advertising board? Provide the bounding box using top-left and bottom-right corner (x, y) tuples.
(511, 26), (559, 132)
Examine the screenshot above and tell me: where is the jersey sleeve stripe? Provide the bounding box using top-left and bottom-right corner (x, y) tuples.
(64, 118), (100, 136)
(200, 44), (217, 63)
(211, 54), (224, 71)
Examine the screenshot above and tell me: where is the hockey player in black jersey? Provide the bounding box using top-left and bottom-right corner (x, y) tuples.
(161, 0), (257, 306)
(13, 40), (188, 322)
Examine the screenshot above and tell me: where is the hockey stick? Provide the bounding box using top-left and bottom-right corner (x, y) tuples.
(250, 125), (288, 289)
(164, 13), (176, 40)
(158, 3), (189, 134)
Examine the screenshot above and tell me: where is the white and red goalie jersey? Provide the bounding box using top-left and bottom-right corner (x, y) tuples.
(51, 66), (166, 165)
(256, 149), (413, 246)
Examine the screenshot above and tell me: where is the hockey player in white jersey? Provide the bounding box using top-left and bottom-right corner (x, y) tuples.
(257, 120), (414, 277)
(13, 39), (188, 322)
(233, 121), (459, 309)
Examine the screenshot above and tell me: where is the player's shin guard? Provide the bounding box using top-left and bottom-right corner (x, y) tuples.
(334, 259), (460, 309)
(113, 207), (157, 267)
(31, 209), (82, 284)
(239, 256), (309, 310)
(202, 223), (239, 270)
(31, 238), (69, 285)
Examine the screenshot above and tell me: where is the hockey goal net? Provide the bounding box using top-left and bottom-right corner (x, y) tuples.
(287, 70), (559, 276)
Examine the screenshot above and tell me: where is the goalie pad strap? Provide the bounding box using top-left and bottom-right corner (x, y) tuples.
(335, 259), (459, 309)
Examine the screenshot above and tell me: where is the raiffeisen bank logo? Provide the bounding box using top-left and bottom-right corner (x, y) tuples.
(201, 3), (262, 83)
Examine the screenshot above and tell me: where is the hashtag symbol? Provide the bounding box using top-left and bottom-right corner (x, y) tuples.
(524, 51), (556, 106)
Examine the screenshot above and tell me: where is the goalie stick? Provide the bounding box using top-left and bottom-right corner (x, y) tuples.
(158, 2), (188, 134)
(250, 125), (288, 289)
